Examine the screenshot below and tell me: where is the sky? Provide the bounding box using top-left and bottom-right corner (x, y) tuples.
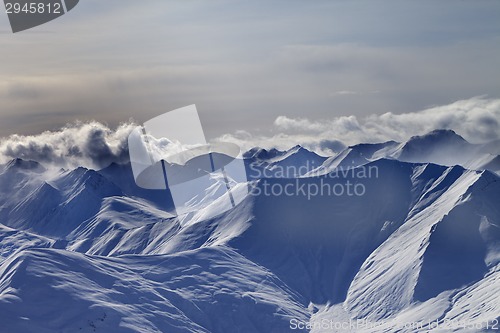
(0, 0), (500, 141)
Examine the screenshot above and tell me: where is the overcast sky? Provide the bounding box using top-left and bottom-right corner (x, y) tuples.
(1, 0), (499, 139)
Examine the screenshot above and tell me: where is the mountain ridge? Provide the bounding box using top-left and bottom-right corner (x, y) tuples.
(0, 130), (499, 332)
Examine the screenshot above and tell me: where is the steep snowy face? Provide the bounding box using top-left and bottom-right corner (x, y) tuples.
(230, 159), (413, 304)
(345, 169), (481, 318)
(334, 169), (500, 331)
(228, 159), (500, 310)
(1, 166), (123, 237)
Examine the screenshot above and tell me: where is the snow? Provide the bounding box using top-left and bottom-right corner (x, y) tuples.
(0, 129), (499, 332)
(0, 247), (309, 333)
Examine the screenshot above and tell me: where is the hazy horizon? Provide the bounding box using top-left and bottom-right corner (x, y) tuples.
(1, 0), (500, 139)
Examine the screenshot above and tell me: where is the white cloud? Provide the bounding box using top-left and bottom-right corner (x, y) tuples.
(218, 96), (500, 153)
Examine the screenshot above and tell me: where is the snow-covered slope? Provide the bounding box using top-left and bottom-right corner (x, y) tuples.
(0, 247), (308, 333)
(0, 130), (499, 332)
(305, 141), (400, 176)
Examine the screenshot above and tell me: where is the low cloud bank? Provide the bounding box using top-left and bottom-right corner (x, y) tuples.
(219, 96), (500, 153)
(1, 96), (499, 168)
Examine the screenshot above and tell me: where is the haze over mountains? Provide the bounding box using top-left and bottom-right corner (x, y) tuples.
(0, 129), (498, 332)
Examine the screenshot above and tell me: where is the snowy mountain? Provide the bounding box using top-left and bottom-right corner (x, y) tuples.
(0, 130), (499, 332)
(245, 146), (327, 179)
(394, 130), (497, 170)
(307, 130), (500, 176)
(304, 141), (400, 176)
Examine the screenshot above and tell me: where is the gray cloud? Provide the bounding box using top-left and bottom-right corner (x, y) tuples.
(0, 121), (135, 168)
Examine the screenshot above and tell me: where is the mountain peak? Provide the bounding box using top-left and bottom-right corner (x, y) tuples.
(4, 158), (46, 173)
(289, 144), (304, 151)
(400, 129), (469, 156)
(396, 129), (480, 169)
(243, 147), (285, 160)
(408, 129), (467, 144)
